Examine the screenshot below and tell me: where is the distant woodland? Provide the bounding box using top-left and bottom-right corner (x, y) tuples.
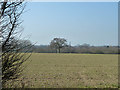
(19, 39), (119, 54)
(31, 45), (119, 54)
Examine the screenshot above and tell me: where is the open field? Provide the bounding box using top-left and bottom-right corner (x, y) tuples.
(9, 53), (118, 88)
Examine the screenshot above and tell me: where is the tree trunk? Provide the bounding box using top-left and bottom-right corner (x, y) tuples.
(56, 49), (57, 53)
(58, 48), (60, 53)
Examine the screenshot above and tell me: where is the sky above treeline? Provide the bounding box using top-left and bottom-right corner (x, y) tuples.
(22, 2), (118, 46)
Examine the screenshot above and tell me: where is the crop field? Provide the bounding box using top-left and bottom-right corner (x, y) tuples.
(9, 53), (118, 88)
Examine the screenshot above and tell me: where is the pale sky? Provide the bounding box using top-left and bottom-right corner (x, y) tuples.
(22, 2), (118, 46)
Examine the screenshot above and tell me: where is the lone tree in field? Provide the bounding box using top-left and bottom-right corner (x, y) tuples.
(50, 38), (68, 53)
(0, 1), (32, 87)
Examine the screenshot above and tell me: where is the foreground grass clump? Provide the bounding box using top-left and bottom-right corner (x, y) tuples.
(7, 53), (118, 88)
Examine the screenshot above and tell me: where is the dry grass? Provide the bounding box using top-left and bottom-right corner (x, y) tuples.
(7, 53), (118, 88)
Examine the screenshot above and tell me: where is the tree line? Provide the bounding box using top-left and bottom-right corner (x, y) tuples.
(32, 45), (118, 54)
(30, 38), (119, 54)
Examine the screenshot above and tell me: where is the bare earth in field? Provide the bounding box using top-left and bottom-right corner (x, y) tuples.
(10, 53), (118, 88)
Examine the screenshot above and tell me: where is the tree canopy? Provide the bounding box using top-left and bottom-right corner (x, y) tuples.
(50, 38), (68, 53)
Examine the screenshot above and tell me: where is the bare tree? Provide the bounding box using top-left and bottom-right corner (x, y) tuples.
(0, 1), (32, 87)
(50, 38), (67, 53)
